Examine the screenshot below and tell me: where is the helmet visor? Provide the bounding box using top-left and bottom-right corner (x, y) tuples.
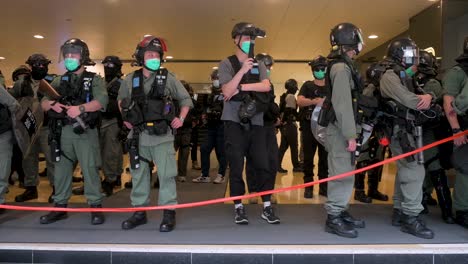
(58, 45), (83, 63)
(403, 46), (419, 66)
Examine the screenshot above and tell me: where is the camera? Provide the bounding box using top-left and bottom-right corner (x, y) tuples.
(238, 94), (257, 124)
(243, 26), (266, 38)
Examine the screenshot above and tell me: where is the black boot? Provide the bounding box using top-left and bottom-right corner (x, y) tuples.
(122, 211), (147, 230)
(430, 170), (455, 224)
(124, 181), (133, 189)
(367, 166), (388, 201)
(101, 181), (115, 197)
(15, 186), (38, 202)
(48, 186), (55, 204)
(304, 187), (313, 199)
(90, 204), (105, 225)
(455, 210), (468, 229)
(160, 210), (176, 232)
(115, 175), (122, 187)
(400, 213), (434, 239)
(319, 184), (327, 197)
(391, 208), (402, 226)
(325, 214), (358, 238)
(40, 204), (68, 224)
(340, 211), (365, 228)
(354, 190), (372, 203)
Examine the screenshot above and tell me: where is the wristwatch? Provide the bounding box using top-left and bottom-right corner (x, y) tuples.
(79, 105), (86, 114)
(452, 128), (461, 134)
(179, 116), (185, 123)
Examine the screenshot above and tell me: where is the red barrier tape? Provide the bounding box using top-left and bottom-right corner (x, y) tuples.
(1, 131), (467, 213)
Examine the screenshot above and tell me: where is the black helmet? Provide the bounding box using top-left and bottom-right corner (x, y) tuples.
(366, 62), (386, 87)
(386, 37), (419, 67)
(255, 53), (274, 67)
(25, 53), (51, 67)
(330, 23), (364, 54)
(133, 35), (167, 66)
(61, 38), (95, 66)
(308, 55), (328, 70)
(231, 22), (266, 39)
(285, 79), (298, 93)
(210, 69), (219, 80)
(12, 65), (31, 81)
(102, 55), (122, 67)
(418, 50), (437, 76)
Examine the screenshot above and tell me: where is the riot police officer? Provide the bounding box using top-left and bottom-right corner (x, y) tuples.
(278, 79), (302, 173)
(413, 50), (454, 224)
(197, 69), (227, 184)
(379, 38), (434, 239)
(353, 63), (389, 204)
(219, 22), (279, 225)
(118, 35), (192, 232)
(443, 36), (468, 229)
(322, 23), (366, 238)
(100, 55), (124, 196)
(0, 84), (20, 212)
(40, 38), (108, 225)
(297, 55), (329, 199)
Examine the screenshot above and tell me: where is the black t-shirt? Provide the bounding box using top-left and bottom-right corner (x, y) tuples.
(298, 81), (328, 123)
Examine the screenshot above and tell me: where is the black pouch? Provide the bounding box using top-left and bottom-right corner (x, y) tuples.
(121, 98), (144, 126)
(146, 121), (169, 135)
(317, 97), (335, 127)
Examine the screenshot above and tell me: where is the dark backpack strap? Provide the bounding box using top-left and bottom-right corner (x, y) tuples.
(149, 68), (168, 99)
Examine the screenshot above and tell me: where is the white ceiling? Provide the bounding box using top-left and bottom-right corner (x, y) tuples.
(0, 0), (436, 87)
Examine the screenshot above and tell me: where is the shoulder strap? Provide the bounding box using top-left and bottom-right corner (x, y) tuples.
(81, 71), (95, 102)
(228, 55), (241, 75)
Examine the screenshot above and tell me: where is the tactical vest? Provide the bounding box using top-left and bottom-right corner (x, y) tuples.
(52, 71), (100, 128)
(319, 55), (377, 126)
(279, 93), (297, 123)
(103, 78), (123, 119)
(130, 68), (176, 135)
(0, 103), (12, 134)
(227, 55), (272, 113)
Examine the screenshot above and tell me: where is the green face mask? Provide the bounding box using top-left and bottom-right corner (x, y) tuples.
(145, 58), (161, 71)
(405, 67), (416, 77)
(313, 70), (326, 80)
(241, 41), (250, 54)
(266, 69), (271, 78)
(64, 58), (80, 72)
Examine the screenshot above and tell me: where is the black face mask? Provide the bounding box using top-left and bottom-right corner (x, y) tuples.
(31, 66), (48, 80)
(104, 67), (121, 82)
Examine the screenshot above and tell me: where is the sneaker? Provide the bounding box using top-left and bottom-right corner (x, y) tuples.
(177, 176), (186, 182)
(192, 176), (211, 183)
(261, 206), (280, 224)
(234, 206), (249, 225)
(213, 174), (225, 184)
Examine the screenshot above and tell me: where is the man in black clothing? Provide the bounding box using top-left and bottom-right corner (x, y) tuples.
(297, 55), (329, 199)
(278, 79), (302, 173)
